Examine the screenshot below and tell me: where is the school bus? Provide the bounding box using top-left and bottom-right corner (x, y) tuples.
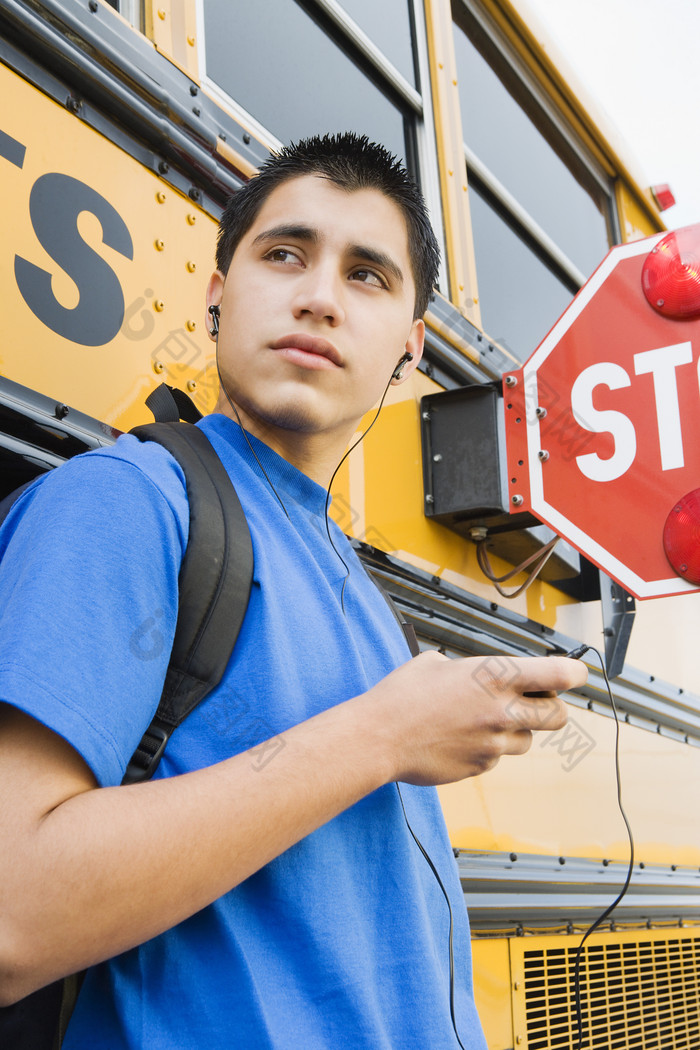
(1, 1), (699, 1046)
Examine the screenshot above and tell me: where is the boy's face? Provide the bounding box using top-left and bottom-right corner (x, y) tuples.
(207, 174), (424, 465)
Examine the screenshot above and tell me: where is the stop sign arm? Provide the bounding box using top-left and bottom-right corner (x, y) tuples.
(502, 367), (531, 514)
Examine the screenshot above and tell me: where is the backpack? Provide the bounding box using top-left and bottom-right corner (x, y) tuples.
(0, 384), (417, 1048)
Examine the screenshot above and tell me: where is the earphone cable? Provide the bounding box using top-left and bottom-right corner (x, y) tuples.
(323, 372), (395, 613)
(396, 782), (467, 1050)
(213, 322), (631, 1049)
(570, 645), (635, 1050)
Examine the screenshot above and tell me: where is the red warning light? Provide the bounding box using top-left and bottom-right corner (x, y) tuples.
(642, 225), (700, 319)
(663, 489), (700, 585)
(650, 184), (676, 211)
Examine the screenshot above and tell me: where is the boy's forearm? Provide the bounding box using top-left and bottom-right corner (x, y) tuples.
(1, 650), (587, 1003)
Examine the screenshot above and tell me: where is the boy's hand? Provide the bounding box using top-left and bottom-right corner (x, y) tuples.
(369, 652), (587, 786)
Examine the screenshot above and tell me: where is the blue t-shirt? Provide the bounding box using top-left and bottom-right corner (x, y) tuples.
(0, 414), (486, 1049)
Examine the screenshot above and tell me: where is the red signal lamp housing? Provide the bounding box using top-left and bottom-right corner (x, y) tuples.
(642, 224), (700, 320)
(650, 183), (676, 211)
(663, 489), (700, 585)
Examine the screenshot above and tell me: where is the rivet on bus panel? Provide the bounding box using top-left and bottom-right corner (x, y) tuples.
(154, 299), (165, 312)
(156, 192), (166, 203)
(155, 239), (165, 251)
(187, 35), (196, 46)
(187, 380), (197, 392)
(187, 213), (197, 225)
(186, 261), (196, 272)
(186, 320), (196, 332)
(153, 361), (164, 374)
(157, 8), (166, 19)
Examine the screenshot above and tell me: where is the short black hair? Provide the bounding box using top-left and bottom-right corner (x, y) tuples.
(216, 132), (440, 319)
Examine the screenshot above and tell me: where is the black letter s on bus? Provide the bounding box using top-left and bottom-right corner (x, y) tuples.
(14, 173), (134, 346)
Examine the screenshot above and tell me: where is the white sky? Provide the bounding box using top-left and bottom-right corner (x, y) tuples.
(515, 0), (700, 231)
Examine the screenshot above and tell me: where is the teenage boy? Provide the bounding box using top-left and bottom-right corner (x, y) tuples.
(0, 133), (587, 1048)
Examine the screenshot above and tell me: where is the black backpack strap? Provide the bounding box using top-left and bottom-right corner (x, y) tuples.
(401, 619), (420, 658)
(368, 574), (420, 658)
(145, 383), (203, 424)
(122, 422), (253, 784)
(53, 973), (85, 1050)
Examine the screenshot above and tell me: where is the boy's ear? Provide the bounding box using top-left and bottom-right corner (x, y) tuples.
(205, 271), (225, 340)
(391, 319), (424, 384)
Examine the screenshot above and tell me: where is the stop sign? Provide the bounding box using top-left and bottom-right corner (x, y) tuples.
(502, 225), (700, 600)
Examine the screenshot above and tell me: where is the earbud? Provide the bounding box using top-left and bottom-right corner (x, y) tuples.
(391, 351), (413, 382)
(208, 304), (220, 337)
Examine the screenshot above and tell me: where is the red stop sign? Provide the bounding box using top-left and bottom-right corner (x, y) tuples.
(503, 225), (700, 600)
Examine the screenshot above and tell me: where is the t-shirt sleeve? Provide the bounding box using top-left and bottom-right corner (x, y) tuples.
(0, 437), (188, 786)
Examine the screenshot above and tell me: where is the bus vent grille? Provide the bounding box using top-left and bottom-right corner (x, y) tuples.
(522, 936), (700, 1048)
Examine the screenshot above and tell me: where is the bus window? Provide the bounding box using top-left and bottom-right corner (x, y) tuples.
(468, 182), (576, 360)
(336, 0), (417, 88)
(200, 0), (416, 165)
(451, 5), (613, 359)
